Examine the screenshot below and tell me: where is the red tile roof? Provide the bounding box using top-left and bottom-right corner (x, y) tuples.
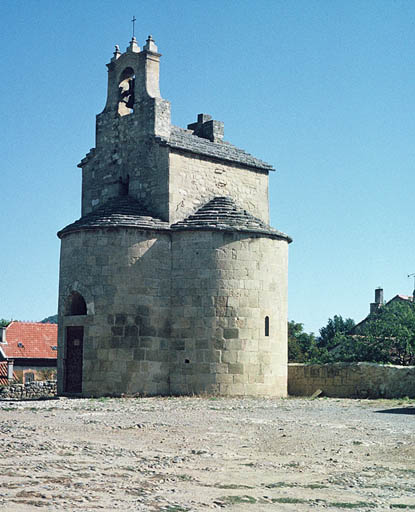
(0, 322), (57, 360)
(0, 361), (17, 385)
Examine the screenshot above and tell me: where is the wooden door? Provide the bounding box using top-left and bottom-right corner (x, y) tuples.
(65, 326), (83, 393)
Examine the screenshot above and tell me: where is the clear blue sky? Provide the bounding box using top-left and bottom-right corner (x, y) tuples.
(1, 0), (414, 334)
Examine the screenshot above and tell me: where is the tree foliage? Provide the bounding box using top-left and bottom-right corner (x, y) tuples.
(317, 315), (355, 350)
(342, 300), (415, 365)
(0, 318), (11, 327)
(288, 321), (317, 362)
(41, 314), (58, 324)
(304, 301), (415, 366)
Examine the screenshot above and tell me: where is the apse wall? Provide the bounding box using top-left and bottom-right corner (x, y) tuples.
(170, 230), (288, 396)
(57, 228), (171, 396)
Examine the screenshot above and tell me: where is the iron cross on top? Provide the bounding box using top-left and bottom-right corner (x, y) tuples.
(131, 16), (137, 38)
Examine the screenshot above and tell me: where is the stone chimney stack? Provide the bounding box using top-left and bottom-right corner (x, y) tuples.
(370, 287), (383, 314)
(188, 113), (224, 142)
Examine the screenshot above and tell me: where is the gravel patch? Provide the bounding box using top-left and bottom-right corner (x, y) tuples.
(0, 396), (414, 511)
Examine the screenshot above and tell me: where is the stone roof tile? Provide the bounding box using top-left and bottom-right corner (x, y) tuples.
(157, 126), (274, 171)
(58, 196), (169, 237)
(171, 196), (292, 242)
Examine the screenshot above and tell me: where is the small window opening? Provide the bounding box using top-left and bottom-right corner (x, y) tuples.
(24, 371), (35, 384)
(17, 342), (24, 348)
(184, 359), (190, 364)
(118, 174), (130, 196)
(265, 316), (270, 337)
(67, 291), (87, 316)
(118, 67), (135, 116)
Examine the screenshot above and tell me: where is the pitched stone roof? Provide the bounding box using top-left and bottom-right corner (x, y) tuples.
(58, 196), (169, 237)
(157, 126), (274, 171)
(1, 322), (57, 360)
(58, 196), (291, 241)
(171, 196), (292, 242)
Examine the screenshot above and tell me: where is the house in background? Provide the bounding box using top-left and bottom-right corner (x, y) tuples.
(0, 322), (57, 383)
(0, 361), (17, 385)
(351, 287), (414, 333)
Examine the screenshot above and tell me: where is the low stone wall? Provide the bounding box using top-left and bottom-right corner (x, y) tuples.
(288, 362), (415, 398)
(0, 380), (57, 400)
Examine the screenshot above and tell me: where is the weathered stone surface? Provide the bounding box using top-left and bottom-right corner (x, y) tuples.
(169, 231), (288, 396)
(171, 196), (291, 241)
(0, 380), (57, 400)
(163, 125), (273, 170)
(288, 362), (415, 398)
(58, 195), (169, 237)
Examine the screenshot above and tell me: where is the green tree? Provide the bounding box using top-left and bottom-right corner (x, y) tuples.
(41, 314), (58, 324)
(317, 315), (355, 351)
(288, 321), (317, 362)
(0, 318), (11, 327)
(348, 300), (415, 365)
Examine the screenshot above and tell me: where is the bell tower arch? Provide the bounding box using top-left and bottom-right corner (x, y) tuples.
(101, 35), (168, 132)
(78, 36), (171, 221)
(118, 66), (135, 116)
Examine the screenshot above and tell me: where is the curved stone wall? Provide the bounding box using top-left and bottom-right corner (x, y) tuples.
(58, 228), (171, 397)
(170, 230), (288, 396)
(58, 227), (288, 397)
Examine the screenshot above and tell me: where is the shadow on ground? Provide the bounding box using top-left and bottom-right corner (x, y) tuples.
(375, 407), (415, 415)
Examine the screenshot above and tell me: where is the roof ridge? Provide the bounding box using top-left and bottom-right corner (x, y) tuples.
(161, 127), (274, 171)
(8, 320), (56, 326)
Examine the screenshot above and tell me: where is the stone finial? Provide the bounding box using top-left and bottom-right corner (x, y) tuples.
(126, 37), (140, 53)
(112, 45), (121, 61)
(144, 34), (158, 53)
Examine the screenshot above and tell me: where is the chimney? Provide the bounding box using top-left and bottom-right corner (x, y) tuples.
(370, 287), (383, 314)
(0, 327), (6, 343)
(187, 113), (224, 142)
(7, 359), (14, 381)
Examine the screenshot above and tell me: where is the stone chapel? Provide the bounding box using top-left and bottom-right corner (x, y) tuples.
(57, 35), (292, 397)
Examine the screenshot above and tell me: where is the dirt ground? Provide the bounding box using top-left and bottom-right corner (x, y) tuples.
(0, 396), (414, 511)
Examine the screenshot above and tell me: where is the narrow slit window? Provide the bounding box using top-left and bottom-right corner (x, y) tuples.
(265, 316), (270, 337)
